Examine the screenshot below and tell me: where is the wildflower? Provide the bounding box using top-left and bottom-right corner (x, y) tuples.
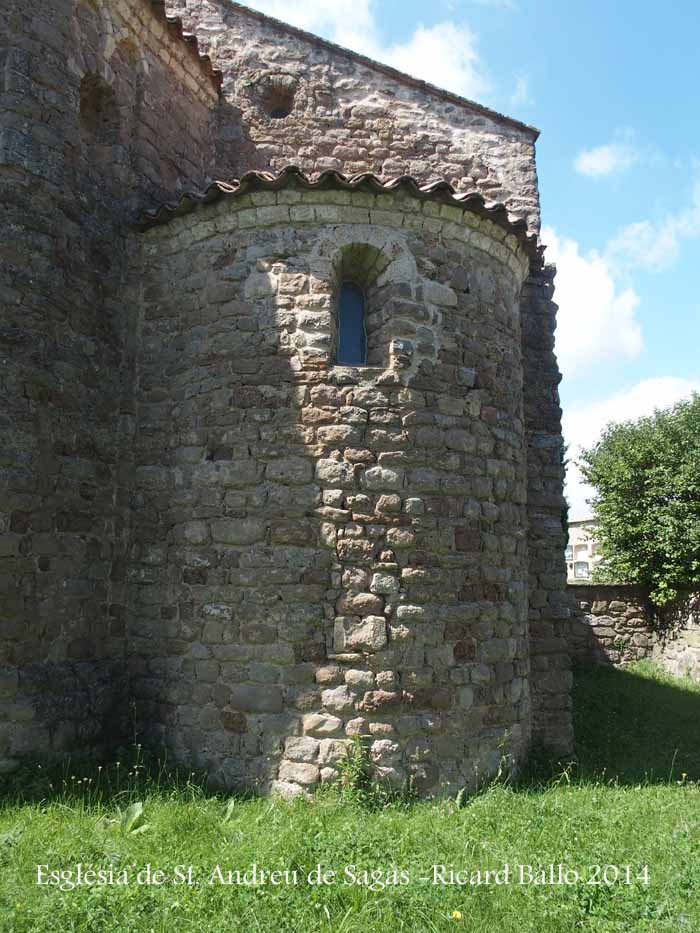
(451, 910), (462, 920)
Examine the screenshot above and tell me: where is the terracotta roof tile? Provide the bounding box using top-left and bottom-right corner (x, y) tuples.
(148, 0), (222, 91)
(136, 165), (542, 264)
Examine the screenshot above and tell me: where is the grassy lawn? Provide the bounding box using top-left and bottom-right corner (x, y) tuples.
(1, 661), (700, 932)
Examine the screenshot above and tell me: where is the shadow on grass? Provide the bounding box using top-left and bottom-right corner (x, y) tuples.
(0, 746), (230, 808)
(572, 661), (700, 784)
(4, 661), (700, 808)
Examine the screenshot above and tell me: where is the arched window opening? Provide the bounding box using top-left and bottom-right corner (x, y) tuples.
(337, 282), (367, 365)
(79, 73), (119, 144)
(334, 243), (391, 367)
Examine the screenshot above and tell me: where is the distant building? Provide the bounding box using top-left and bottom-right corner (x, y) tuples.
(566, 520), (602, 582)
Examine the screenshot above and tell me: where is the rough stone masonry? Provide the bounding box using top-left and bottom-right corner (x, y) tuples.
(0, 0), (572, 793)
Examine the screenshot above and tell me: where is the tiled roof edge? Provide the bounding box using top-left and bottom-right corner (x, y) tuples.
(216, 1), (538, 139)
(149, 0), (223, 91)
(135, 166), (543, 264)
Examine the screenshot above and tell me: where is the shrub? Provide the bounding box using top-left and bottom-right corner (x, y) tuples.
(580, 393), (700, 605)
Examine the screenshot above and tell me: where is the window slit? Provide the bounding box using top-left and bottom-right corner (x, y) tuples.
(337, 282), (367, 365)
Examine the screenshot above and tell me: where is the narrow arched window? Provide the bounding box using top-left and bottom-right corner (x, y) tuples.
(337, 282), (367, 365)
(79, 74), (119, 144)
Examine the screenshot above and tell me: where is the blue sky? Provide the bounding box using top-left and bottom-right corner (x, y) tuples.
(248, 0), (700, 516)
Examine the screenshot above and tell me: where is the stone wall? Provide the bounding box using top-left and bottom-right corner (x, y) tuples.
(128, 176), (534, 796)
(0, 0), (219, 767)
(569, 585), (655, 666)
(569, 584), (700, 680)
(165, 0), (541, 232)
(658, 597), (700, 680)
(520, 266), (573, 754)
(1, 0), (574, 783)
(163, 0), (573, 757)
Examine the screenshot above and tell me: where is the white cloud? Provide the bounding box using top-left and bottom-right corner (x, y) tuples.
(245, 0), (489, 99)
(547, 175), (700, 382)
(382, 23), (488, 100)
(606, 176), (700, 272)
(574, 133), (640, 178)
(563, 378), (700, 520)
(510, 75), (531, 107)
(245, 0), (374, 41)
(547, 175), (700, 518)
(542, 226), (642, 378)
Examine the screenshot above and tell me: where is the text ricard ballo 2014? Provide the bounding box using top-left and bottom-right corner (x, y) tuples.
(36, 861), (650, 892)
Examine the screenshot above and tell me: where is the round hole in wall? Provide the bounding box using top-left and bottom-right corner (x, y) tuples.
(258, 76), (297, 119)
(269, 104), (292, 119)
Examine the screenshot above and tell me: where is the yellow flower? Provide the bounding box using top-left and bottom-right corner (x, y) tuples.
(451, 910), (462, 920)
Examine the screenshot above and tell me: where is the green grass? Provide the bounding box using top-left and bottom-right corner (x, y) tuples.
(573, 659), (700, 783)
(2, 661), (700, 933)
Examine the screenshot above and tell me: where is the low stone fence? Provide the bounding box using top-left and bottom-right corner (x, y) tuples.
(568, 584), (655, 666)
(655, 598), (700, 680)
(567, 584), (700, 680)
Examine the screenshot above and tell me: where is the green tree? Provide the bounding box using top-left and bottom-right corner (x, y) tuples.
(580, 393), (700, 606)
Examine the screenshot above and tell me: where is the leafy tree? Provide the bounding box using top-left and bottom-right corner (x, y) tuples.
(580, 393), (700, 606)
(560, 443), (570, 537)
